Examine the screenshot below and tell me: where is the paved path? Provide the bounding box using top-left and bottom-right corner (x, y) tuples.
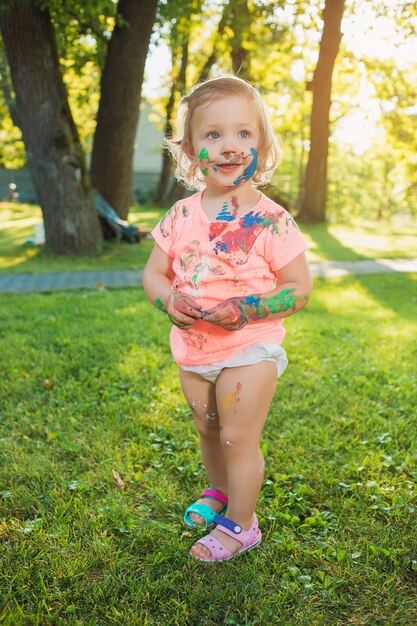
(0, 258), (416, 293)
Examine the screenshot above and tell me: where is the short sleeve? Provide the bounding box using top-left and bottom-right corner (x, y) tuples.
(264, 209), (308, 271)
(150, 203), (180, 258)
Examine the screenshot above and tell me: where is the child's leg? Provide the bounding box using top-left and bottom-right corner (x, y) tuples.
(179, 368), (228, 521)
(191, 360), (277, 559)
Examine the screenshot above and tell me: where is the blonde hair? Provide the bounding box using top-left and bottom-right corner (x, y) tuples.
(165, 73), (281, 189)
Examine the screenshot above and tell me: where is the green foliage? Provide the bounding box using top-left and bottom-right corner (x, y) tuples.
(1, 0), (416, 220)
(0, 273), (416, 623)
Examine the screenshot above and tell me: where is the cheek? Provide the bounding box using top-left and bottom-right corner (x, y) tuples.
(197, 146), (210, 161)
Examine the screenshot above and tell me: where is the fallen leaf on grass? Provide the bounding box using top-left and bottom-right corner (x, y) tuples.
(112, 469), (126, 489)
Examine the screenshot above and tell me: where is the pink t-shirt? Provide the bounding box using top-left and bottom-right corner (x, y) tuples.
(151, 190), (308, 366)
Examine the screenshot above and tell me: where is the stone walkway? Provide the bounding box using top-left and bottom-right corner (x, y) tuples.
(0, 258), (416, 293)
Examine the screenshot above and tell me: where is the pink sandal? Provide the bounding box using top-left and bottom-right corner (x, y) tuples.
(190, 515), (262, 562)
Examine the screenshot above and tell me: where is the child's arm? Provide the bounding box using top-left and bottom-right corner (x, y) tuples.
(203, 252), (312, 331)
(143, 244), (202, 330)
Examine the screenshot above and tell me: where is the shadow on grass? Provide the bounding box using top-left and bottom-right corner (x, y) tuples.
(306, 224), (417, 320)
(305, 223), (368, 261)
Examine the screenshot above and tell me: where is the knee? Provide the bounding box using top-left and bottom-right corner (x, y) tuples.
(192, 407), (220, 437)
(219, 426), (256, 454)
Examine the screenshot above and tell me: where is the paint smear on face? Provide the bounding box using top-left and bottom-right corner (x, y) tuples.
(233, 147), (258, 185)
(222, 382), (242, 409)
(198, 147), (209, 161)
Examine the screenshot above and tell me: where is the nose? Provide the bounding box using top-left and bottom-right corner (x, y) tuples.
(221, 145), (243, 163)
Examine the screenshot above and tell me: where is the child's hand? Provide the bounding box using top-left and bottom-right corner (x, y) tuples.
(166, 293), (202, 330)
(202, 297), (253, 331)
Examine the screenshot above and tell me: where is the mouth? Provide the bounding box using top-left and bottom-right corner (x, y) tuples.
(215, 163), (241, 173)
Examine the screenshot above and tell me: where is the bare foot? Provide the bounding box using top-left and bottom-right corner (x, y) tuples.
(189, 496), (225, 526)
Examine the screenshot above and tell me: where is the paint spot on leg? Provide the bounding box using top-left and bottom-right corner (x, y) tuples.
(222, 382), (242, 409)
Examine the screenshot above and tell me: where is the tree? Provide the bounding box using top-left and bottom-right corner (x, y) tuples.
(90, 0), (159, 219)
(229, 0), (252, 80)
(154, 0), (254, 205)
(0, 0), (102, 254)
(298, 0), (345, 222)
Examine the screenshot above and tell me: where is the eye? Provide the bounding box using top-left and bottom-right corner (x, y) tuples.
(208, 131), (219, 140)
(240, 130), (251, 139)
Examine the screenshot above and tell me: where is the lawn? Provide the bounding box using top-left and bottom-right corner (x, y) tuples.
(1, 201), (416, 274)
(1, 272), (416, 624)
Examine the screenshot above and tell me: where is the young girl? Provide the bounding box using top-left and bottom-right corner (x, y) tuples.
(143, 74), (312, 562)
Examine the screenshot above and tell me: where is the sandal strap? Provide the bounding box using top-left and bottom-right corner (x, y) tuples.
(200, 487), (228, 506)
(213, 513), (243, 535)
(184, 503), (218, 528)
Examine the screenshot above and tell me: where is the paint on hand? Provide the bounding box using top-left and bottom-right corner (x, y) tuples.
(155, 298), (167, 313)
(233, 148), (258, 185)
(198, 147), (209, 161)
(239, 288), (300, 320)
(222, 382), (242, 409)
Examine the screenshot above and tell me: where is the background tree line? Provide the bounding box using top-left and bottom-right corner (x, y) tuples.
(0, 0), (416, 254)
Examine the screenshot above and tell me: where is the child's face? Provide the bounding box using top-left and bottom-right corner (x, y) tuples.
(189, 95), (260, 191)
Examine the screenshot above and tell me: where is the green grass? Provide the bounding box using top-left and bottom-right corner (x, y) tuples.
(1, 201), (416, 274)
(0, 202), (165, 274)
(1, 273), (416, 624)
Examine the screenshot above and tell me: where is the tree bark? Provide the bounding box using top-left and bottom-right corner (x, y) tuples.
(0, 1), (102, 254)
(229, 0), (251, 80)
(90, 0), (158, 219)
(298, 0), (345, 223)
(198, 4), (230, 82)
(154, 35), (189, 205)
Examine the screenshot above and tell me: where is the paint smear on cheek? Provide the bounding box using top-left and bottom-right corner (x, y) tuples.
(233, 147), (258, 185)
(198, 147), (209, 161)
(222, 382), (242, 409)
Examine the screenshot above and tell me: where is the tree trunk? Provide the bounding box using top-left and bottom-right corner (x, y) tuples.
(154, 36), (189, 205)
(298, 0), (345, 223)
(229, 0), (251, 80)
(90, 0), (158, 219)
(0, 1), (102, 254)
(198, 4), (230, 82)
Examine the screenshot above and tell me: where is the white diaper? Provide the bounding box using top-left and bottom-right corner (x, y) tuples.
(180, 342), (288, 383)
